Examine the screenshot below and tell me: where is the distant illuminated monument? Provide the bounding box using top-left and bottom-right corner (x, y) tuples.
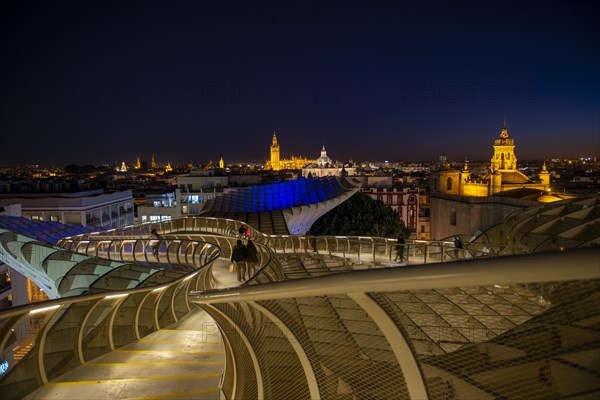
(265, 131), (315, 171)
(302, 144), (357, 178)
(269, 132), (280, 170)
(317, 145), (333, 167)
(151, 155), (158, 169)
(434, 124), (551, 197)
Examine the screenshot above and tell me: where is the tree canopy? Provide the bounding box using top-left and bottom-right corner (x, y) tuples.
(310, 192), (409, 238)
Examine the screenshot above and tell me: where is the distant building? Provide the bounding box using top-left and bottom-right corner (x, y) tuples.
(362, 186), (420, 234)
(265, 131), (315, 171)
(430, 192), (539, 240)
(432, 125), (551, 196)
(353, 176), (393, 189)
(0, 189), (134, 228)
(429, 124), (562, 239)
(139, 170), (264, 222)
(302, 145), (357, 178)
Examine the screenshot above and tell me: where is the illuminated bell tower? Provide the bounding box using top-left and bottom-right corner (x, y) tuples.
(270, 131), (281, 171)
(490, 123), (517, 171)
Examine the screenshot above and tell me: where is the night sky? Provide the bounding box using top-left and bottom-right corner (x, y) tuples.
(1, 0), (598, 166)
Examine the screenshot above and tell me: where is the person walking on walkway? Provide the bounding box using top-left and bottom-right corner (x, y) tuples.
(453, 236), (463, 259)
(245, 240), (259, 280)
(395, 235), (405, 262)
(151, 228), (160, 259)
(231, 239), (248, 282)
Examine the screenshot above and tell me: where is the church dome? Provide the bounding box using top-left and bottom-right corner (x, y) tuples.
(317, 145), (333, 167)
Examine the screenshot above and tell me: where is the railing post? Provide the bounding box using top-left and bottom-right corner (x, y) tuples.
(372, 239), (376, 263)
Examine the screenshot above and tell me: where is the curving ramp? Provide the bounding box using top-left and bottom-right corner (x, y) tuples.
(0, 225), (220, 299)
(0, 214), (599, 399)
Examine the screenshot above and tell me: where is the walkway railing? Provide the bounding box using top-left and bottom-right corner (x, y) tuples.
(72, 216), (526, 268)
(1, 215), (599, 400)
(0, 222), (289, 399)
(0, 253), (218, 399)
(59, 233), (285, 283)
(190, 247), (600, 400)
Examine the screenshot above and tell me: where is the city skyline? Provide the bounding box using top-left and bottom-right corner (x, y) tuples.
(1, 0), (598, 165)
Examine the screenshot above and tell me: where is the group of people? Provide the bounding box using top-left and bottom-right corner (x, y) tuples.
(238, 225), (251, 239)
(231, 239), (259, 282)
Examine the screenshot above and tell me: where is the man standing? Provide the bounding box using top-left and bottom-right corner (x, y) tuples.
(245, 240), (259, 279)
(231, 239), (248, 282)
(395, 235), (405, 262)
(151, 228), (160, 259)
(454, 236), (463, 258)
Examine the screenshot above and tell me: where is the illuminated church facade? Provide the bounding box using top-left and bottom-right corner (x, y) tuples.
(433, 125), (551, 196)
(265, 131), (315, 171)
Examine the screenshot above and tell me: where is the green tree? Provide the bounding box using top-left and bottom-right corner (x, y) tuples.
(310, 193), (409, 238)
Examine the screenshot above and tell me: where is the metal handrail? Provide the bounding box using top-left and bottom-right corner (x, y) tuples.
(0, 241), (221, 399)
(190, 247), (600, 303)
(63, 216), (527, 267)
(2, 215), (599, 400)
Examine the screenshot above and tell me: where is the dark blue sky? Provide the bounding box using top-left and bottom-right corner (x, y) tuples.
(1, 0), (598, 166)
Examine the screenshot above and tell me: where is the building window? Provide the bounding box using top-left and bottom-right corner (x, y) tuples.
(409, 196), (416, 204)
(450, 210), (457, 226)
(421, 225), (425, 233)
(446, 178), (453, 191)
